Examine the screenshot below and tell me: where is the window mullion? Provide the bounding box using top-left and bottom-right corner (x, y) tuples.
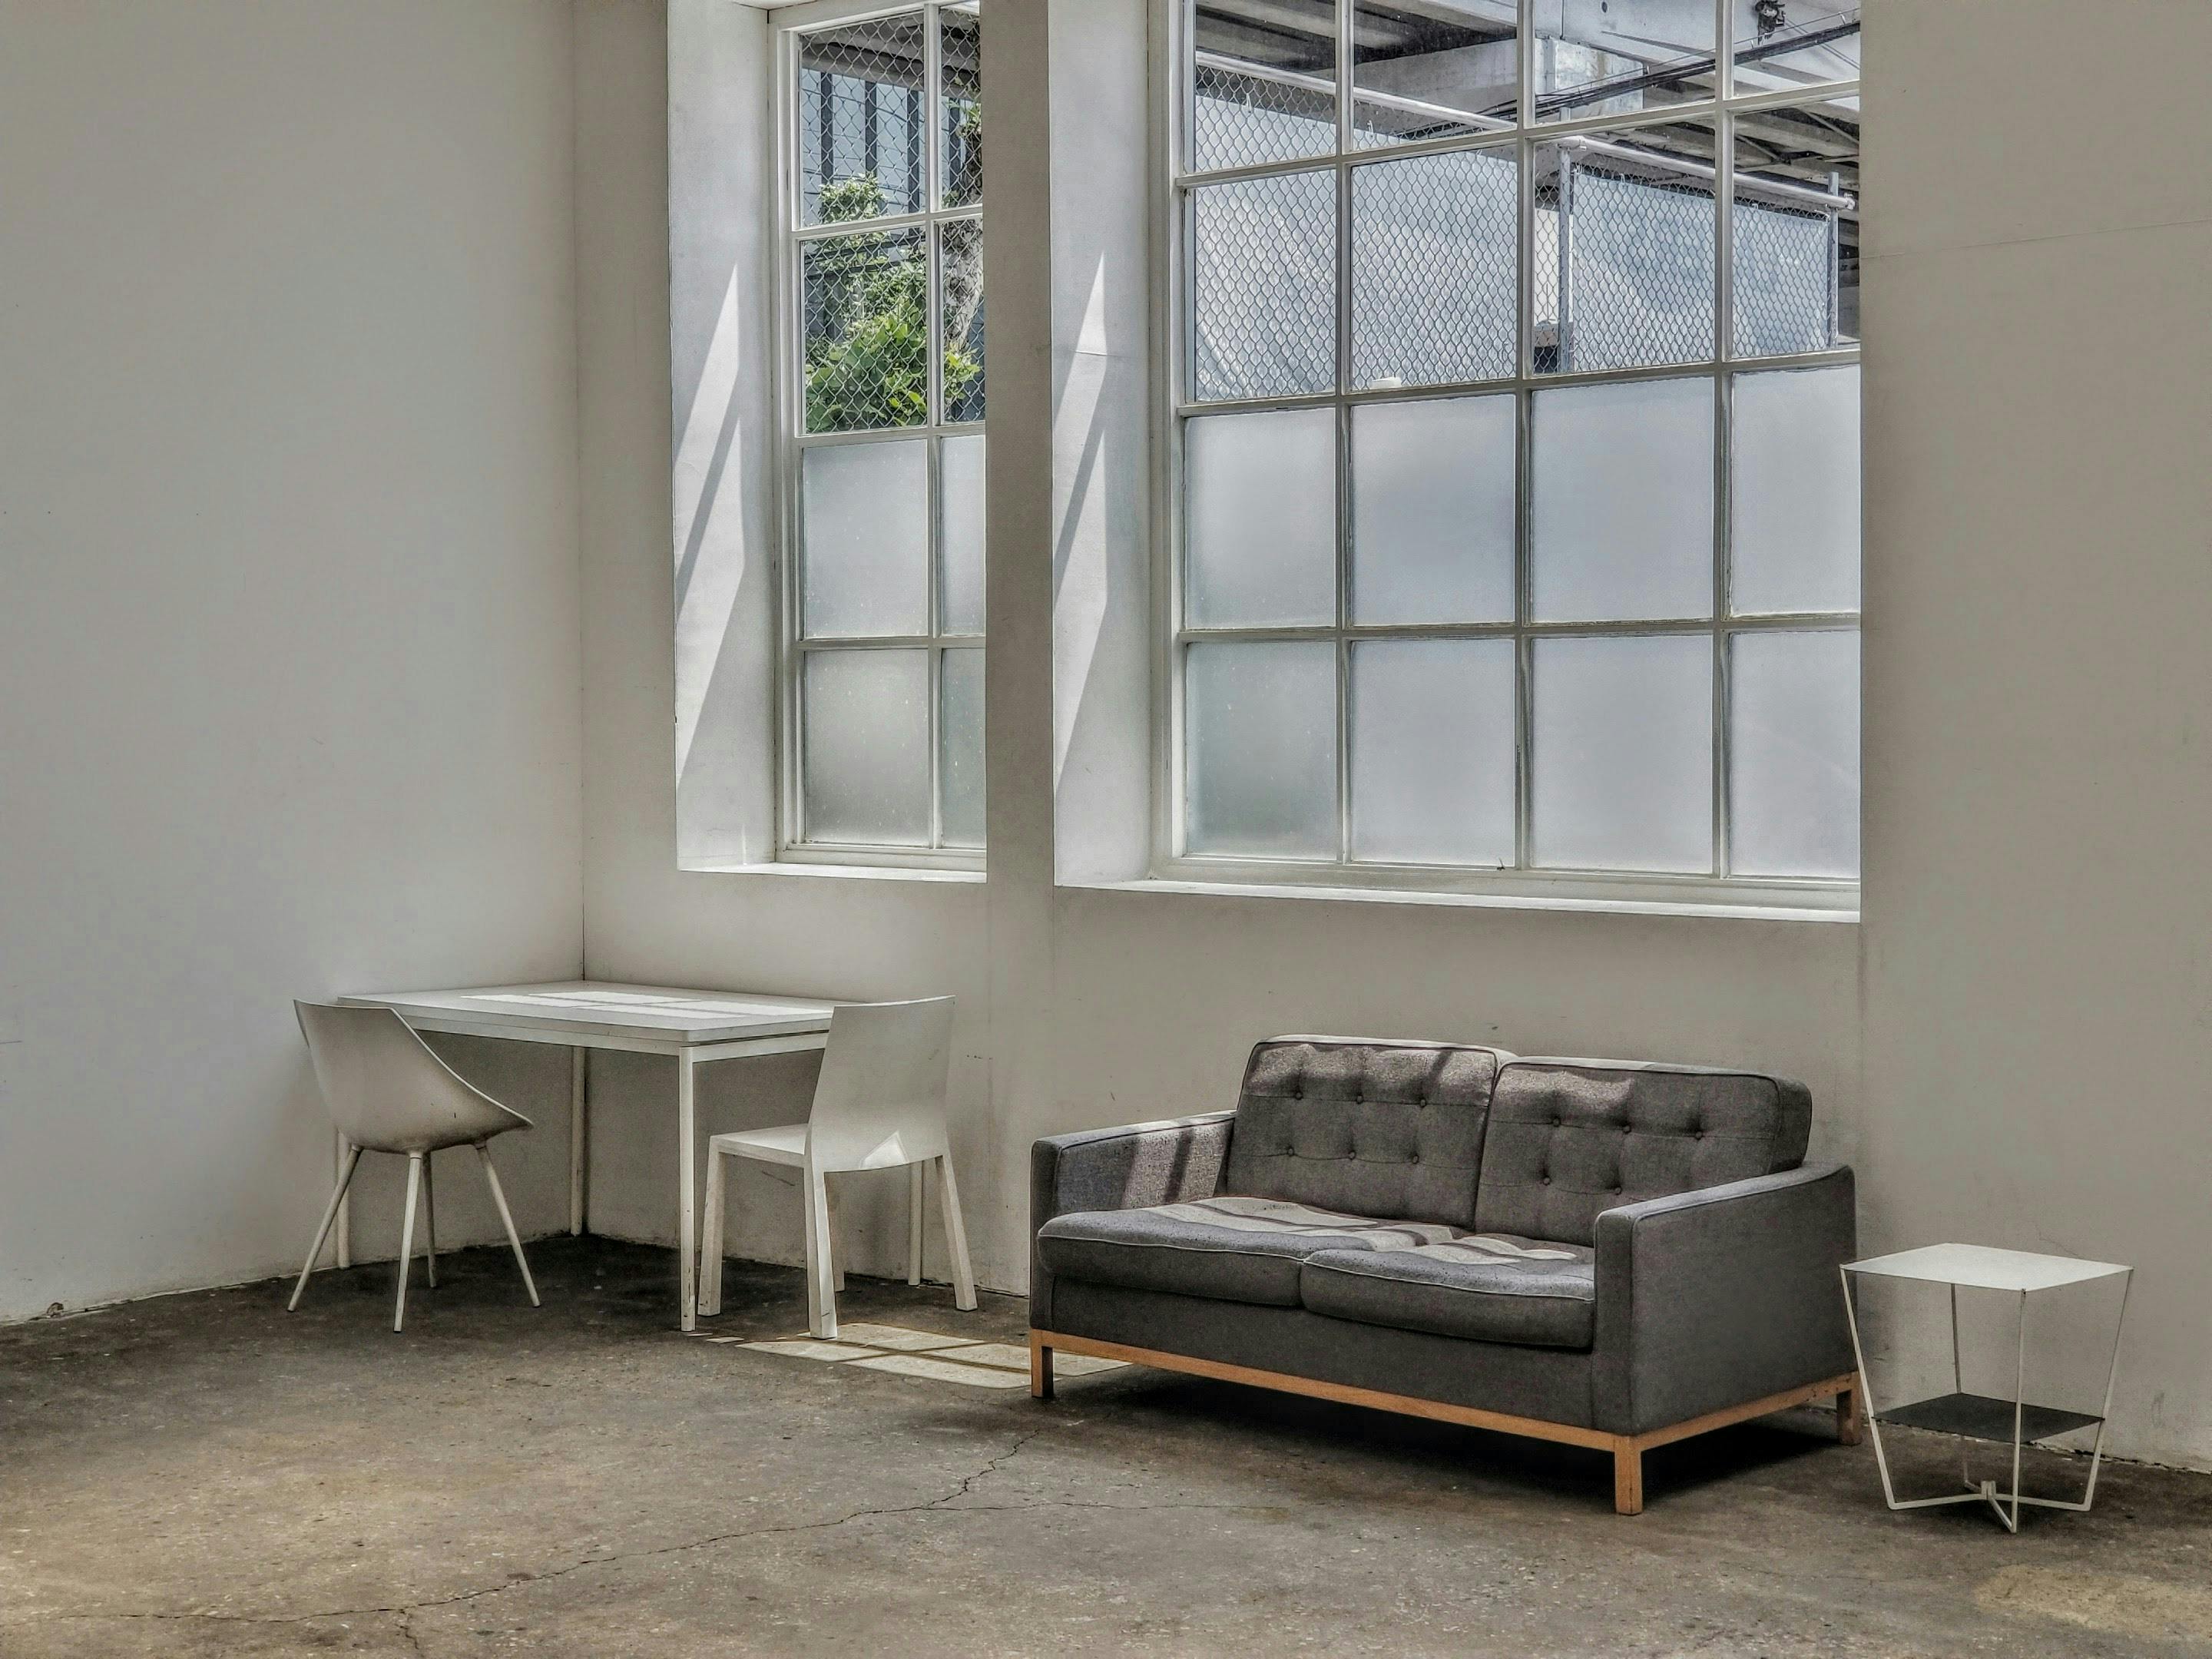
(1712, 90), (1736, 879)
(1514, 0), (1535, 866)
(1333, 0), (1353, 866)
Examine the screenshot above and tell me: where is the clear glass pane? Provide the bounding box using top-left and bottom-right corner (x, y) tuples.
(803, 227), (930, 432)
(1351, 639), (1515, 866)
(1730, 1), (1859, 95)
(1190, 0), (1338, 174)
(1352, 0), (1515, 148)
(1731, 366), (1859, 615)
(803, 649), (931, 845)
(1532, 0), (1714, 124)
(1536, 121), (1717, 374)
(940, 217), (985, 423)
(798, 13), (928, 226)
(939, 433), (986, 634)
(1735, 95), (1859, 354)
(802, 439), (929, 638)
(1730, 630), (1858, 877)
(939, 5), (983, 209)
(939, 647), (986, 848)
(1185, 641), (1339, 859)
(1532, 377), (1713, 622)
(1532, 634), (1713, 873)
(1350, 395), (1514, 625)
(1191, 170), (1337, 402)
(1352, 148), (1517, 389)
(1186, 407), (1336, 628)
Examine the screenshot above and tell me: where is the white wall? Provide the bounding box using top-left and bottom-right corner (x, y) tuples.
(0, 0), (587, 1319)
(1859, 0), (2212, 1467)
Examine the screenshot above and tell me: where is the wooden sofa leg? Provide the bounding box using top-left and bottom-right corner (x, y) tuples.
(1030, 1333), (1055, 1401)
(1613, 1442), (1644, 1516)
(1836, 1382), (1863, 1445)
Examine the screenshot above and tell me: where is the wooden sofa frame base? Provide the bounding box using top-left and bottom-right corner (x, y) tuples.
(1028, 1329), (1859, 1516)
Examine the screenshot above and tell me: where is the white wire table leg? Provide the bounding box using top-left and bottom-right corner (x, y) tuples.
(1843, 1266), (1986, 1515)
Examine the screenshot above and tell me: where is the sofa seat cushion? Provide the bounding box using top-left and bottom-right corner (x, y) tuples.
(1035, 1196), (1469, 1307)
(1299, 1234), (1598, 1349)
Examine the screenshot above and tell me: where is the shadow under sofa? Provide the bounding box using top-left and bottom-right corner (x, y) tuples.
(1027, 1035), (1859, 1515)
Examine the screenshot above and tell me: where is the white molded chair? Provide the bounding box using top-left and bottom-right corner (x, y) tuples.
(698, 996), (975, 1339)
(289, 1001), (541, 1332)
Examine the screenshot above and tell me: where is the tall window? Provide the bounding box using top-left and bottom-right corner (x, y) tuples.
(1167, 1), (1861, 903)
(779, 3), (985, 863)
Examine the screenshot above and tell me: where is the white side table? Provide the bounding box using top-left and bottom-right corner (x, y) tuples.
(1841, 1243), (2131, 1532)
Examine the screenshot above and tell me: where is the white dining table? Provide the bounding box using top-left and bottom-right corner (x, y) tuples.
(337, 981), (837, 1331)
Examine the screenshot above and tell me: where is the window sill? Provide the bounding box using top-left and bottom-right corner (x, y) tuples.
(1067, 875), (1857, 925)
(682, 859), (987, 886)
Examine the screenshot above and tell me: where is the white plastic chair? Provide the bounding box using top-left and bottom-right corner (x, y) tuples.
(288, 1001), (541, 1332)
(698, 997), (975, 1339)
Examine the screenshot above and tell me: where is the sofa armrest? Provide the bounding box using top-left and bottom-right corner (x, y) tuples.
(1591, 1163), (1856, 1435)
(1029, 1112), (1234, 1330)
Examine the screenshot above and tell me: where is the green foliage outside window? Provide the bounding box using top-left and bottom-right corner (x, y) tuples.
(806, 175), (982, 432)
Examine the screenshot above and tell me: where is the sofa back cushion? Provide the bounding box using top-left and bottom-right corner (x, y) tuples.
(1472, 1059), (1813, 1246)
(1221, 1037), (1509, 1230)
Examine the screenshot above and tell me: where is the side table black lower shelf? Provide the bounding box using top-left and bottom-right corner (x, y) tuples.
(1877, 1392), (2103, 1445)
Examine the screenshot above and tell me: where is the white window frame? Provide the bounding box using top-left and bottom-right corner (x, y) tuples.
(1154, 0), (1862, 912)
(773, 0), (985, 872)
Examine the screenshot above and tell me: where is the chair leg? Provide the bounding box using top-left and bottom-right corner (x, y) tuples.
(422, 1151), (436, 1289)
(1613, 1443), (1644, 1517)
(825, 1177), (846, 1292)
(1836, 1382), (1863, 1445)
(698, 1147), (727, 1318)
(289, 1146), (364, 1311)
(935, 1154), (977, 1312)
(395, 1154), (424, 1333)
(908, 1162), (925, 1286)
(475, 1144), (540, 1307)
(803, 1165), (839, 1339)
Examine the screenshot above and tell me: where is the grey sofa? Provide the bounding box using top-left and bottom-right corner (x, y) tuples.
(1028, 1036), (1859, 1514)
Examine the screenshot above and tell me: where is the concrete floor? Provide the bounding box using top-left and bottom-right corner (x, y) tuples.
(5, 1240), (2211, 1657)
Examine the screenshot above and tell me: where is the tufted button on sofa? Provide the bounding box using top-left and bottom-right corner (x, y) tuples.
(1028, 1035), (1859, 1515)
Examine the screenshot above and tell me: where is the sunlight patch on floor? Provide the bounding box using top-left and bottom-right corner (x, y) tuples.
(1977, 1565), (2212, 1643)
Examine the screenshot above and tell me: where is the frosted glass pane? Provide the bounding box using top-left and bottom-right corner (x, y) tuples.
(802, 650), (930, 846)
(1730, 366), (1859, 616)
(802, 440), (929, 638)
(1532, 634), (1712, 872)
(939, 647), (985, 848)
(1185, 642), (1337, 858)
(1187, 408), (1337, 628)
(1351, 641), (1515, 866)
(1350, 396), (1514, 624)
(939, 434), (985, 634)
(1532, 378), (1713, 621)
(1730, 631), (1859, 879)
